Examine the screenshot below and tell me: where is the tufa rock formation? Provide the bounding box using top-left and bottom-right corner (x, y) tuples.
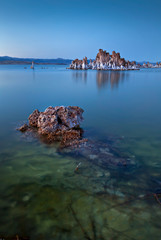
(142, 62), (161, 68)
(18, 107), (136, 168)
(69, 49), (140, 70)
(18, 106), (87, 147)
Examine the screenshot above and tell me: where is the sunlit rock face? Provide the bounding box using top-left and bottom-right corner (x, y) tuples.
(69, 59), (83, 69)
(95, 49), (110, 70)
(82, 56), (88, 69)
(69, 49), (140, 70)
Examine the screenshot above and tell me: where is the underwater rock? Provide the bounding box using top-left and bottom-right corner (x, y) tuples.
(60, 139), (136, 169)
(96, 171), (104, 177)
(22, 195), (30, 202)
(18, 106), (86, 147)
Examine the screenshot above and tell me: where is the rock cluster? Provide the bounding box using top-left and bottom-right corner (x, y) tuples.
(69, 49), (140, 70)
(18, 106), (87, 147)
(71, 56), (88, 70)
(142, 62), (161, 68)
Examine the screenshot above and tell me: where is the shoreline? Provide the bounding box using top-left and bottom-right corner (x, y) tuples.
(67, 67), (140, 71)
(0, 62), (67, 65)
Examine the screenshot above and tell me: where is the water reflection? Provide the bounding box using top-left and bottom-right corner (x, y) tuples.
(97, 71), (129, 89)
(72, 70), (129, 89)
(72, 71), (87, 83)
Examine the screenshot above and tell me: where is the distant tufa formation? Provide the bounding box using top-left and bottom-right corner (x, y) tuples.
(69, 49), (140, 70)
(142, 62), (161, 68)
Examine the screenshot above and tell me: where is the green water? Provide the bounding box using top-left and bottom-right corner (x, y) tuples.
(0, 65), (161, 239)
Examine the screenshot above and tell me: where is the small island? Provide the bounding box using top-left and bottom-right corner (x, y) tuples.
(69, 49), (140, 71)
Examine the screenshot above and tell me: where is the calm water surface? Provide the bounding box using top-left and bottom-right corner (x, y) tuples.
(0, 65), (161, 239)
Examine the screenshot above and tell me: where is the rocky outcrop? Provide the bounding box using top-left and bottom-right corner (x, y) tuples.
(69, 49), (140, 70)
(19, 123), (29, 132)
(70, 57), (88, 70)
(18, 106), (87, 147)
(142, 62), (161, 68)
(82, 57), (88, 69)
(29, 109), (40, 127)
(18, 106), (136, 168)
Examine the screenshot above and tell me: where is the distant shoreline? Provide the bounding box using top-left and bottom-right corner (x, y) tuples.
(0, 62), (67, 65)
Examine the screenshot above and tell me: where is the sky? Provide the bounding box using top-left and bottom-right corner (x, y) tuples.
(0, 0), (161, 61)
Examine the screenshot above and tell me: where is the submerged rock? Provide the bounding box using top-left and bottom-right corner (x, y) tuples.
(60, 139), (136, 169)
(18, 106), (86, 147)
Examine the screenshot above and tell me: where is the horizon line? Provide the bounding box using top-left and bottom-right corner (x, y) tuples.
(0, 55), (160, 63)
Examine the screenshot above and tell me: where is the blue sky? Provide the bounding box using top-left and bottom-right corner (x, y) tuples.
(0, 0), (161, 61)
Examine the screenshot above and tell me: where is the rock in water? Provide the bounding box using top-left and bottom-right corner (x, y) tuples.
(29, 109), (40, 127)
(18, 106), (136, 168)
(18, 123), (29, 132)
(18, 106), (86, 147)
(69, 49), (140, 70)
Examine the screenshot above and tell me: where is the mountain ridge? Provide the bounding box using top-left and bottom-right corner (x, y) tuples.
(0, 56), (72, 65)
(0, 56), (160, 65)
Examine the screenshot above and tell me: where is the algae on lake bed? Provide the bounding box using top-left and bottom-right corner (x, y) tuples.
(0, 137), (161, 240)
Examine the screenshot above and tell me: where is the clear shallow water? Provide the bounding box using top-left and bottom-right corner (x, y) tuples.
(0, 65), (161, 239)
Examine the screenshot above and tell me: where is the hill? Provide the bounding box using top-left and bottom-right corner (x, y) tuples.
(0, 56), (72, 65)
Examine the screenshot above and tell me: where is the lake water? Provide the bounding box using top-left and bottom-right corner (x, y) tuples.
(0, 65), (161, 240)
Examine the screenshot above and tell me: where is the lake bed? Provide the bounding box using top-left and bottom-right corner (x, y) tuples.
(0, 65), (161, 239)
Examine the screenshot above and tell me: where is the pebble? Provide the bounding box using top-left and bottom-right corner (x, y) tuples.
(115, 190), (125, 198)
(96, 171), (104, 177)
(89, 154), (97, 160)
(22, 195), (30, 202)
(11, 201), (17, 208)
(99, 148), (109, 153)
(138, 194), (145, 198)
(104, 171), (110, 177)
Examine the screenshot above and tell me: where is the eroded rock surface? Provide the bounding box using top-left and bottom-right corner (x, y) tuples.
(18, 106), (86, 147)
(19, 123), (29, 132)
(69, 49), (140, 70)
